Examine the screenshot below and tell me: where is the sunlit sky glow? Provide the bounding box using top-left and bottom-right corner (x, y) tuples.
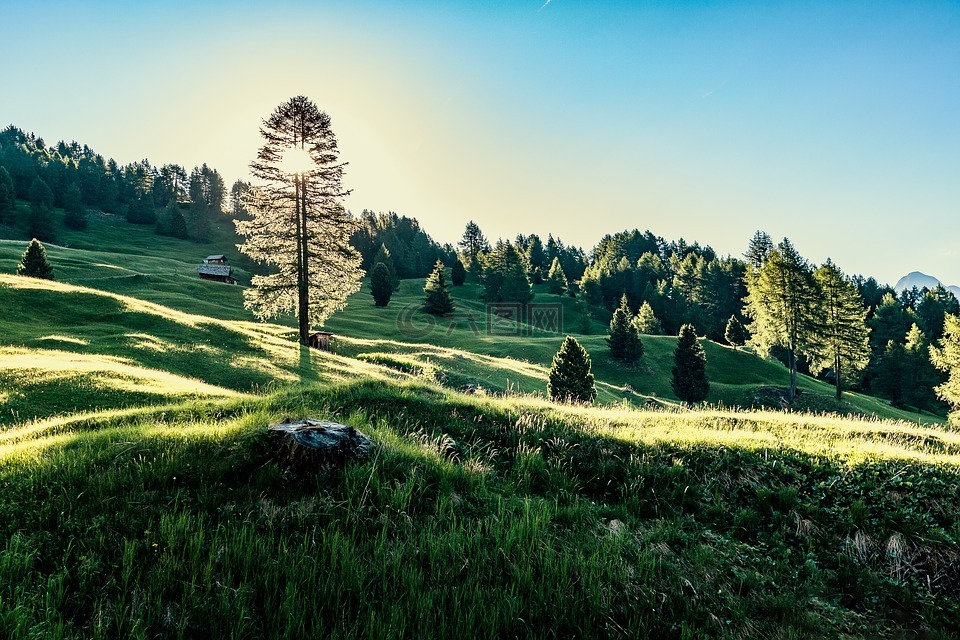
(1, 0), (958, 286)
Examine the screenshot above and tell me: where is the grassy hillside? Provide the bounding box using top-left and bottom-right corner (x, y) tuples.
(1, 379), (958, 638)
(1, 211), (941, 424)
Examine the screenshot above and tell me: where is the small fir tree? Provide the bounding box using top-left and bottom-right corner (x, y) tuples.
(672, 324), (709, 404)
(17, 238), (54, 280)
(423, 260), (454, 315)
(548, 336), (597, 404)
(724, 315), (746, 349)
(451, 258), (467, 286)
(633, 301), (662, 335)
(370, 261), (394, 307)
(546, 257), (567, 297)
(607, 294), (643, 363)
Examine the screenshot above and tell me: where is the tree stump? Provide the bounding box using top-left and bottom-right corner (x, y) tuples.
(268, 418), (373, 474)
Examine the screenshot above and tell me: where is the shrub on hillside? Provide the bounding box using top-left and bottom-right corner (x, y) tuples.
(549, 336), (596, 404)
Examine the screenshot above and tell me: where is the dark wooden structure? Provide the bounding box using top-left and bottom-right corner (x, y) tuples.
(308, 331), (334, 351)
(197, 255), (237, 284)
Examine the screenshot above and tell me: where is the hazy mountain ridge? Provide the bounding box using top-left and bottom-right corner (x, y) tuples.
(894, 271), (960, 298)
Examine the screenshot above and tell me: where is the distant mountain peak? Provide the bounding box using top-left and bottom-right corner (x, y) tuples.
(894, 271), (960, 298)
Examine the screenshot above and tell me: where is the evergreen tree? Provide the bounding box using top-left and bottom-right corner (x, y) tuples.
(672, 324), (709, 404)
(743, 238), (821, 399)
(16, 238), (54, 280)
(633, 301), (662, 335)
(525, 234), (547, 283)
(902, 324), (939, 411)
(230, 180), (251, 219)
(546, 257), (567, 297)
(373, 243), (400, 290)
(423, 260), (454, 315)
(370, 261), (394, 307)
(126, 193), (156, 225)
(0, 166), (15, 222)
(451, 257), (467, 286)
(63, 183), (87, 230)
(156, 201), (188, 238)
(236, 96), (363, 343)
(724, 315), (746, 349)
(458, 221), (489, 272)
(28, 176), (54, 208)
(607, 294), (643, 363)
(811, 260), (870, 400)
(930, 314), (960, 425)
(548, 336), (596, 404)
(744, 230), (774, 269)
(875, 340), (907, 408)
(481, 240), (533, 304)
(28, 176), (57, 241)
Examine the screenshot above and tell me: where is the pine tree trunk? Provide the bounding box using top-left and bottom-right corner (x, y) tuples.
(789, 348), (797, 400)
(835, 354), (842, 401)
(297, 174), (310, 346)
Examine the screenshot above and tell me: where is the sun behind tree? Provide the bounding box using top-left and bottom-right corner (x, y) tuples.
(236, 96), (363, 345)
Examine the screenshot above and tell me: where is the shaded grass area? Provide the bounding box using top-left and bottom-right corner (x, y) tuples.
(1, 379), (958, 638)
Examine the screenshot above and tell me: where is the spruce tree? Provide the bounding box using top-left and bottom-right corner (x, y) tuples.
(0, 166), (15, 222)
(607, 294), (643, 363)
(548, 336), (596, 404)
(672, 324), (709, 404)
(546, 257), (567, 297)
(370, 261), (394, 307)
(451, 258), (466, 286)
(63, 183), (87, 230)
(724, 315), (746, 349)
(633, 301), (662, 335)
(17, 238), (54, 280)
(373, 244), (400, 290)
(423, 260), (454, 315)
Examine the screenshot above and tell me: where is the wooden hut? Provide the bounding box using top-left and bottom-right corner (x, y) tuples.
(308, 331), (334, 351)
(197, 255), (237, 284)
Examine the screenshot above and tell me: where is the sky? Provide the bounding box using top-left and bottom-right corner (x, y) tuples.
(1, 0), (958, 287)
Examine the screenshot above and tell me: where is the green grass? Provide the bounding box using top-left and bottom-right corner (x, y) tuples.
(1, 379), (958, 638)
(2, 207), (960, 637)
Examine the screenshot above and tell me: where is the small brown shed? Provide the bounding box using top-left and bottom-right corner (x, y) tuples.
(308, 331), (334, 351)
(197, 255), (237, 284)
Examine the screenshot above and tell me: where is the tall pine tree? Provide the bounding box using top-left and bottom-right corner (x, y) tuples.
(744, 238), (821, 399)
(370, 261), (394, 307)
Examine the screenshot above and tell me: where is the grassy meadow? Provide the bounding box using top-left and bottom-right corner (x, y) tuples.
(2, 209), (959, 637)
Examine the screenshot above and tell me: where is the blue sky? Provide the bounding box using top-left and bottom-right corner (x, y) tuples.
(1, 0), (958, 286)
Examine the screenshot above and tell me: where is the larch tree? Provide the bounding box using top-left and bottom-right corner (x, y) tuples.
(811, 260), (870, 400)
(237, 96), (363, 345)
(743, 238), (821, 399)
(930, 313), (960, 425)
